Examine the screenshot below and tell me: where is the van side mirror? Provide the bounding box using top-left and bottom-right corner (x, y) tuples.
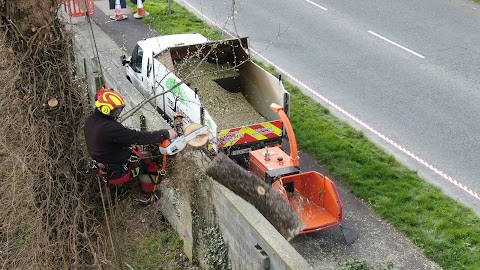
(121, 55), (130, 66)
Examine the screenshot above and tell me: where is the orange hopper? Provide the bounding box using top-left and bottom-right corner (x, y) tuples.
(249, 103), (343, 234)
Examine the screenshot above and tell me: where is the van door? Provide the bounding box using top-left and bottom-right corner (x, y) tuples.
(126, 44), (145, 93)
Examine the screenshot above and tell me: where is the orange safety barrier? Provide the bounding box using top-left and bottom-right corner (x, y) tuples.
(63, 0), (95, 17)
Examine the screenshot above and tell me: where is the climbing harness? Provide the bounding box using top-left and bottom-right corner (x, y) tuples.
(90, 146), (169, 206)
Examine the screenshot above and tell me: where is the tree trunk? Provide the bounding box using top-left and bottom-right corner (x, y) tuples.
(206, 153), (304, 241)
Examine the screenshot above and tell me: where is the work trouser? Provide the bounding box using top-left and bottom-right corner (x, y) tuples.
(101, 151), (159, 196)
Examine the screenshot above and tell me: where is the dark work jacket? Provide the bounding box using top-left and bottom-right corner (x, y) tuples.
(84, 110), (169, 164)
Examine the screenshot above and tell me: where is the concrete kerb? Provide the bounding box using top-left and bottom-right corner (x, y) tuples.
(65, 10), (312, 269)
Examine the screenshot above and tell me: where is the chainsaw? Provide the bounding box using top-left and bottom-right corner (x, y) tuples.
(159, 112), (209, 155)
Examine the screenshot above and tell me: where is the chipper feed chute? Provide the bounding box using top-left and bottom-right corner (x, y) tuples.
(272, 171), (343, 233)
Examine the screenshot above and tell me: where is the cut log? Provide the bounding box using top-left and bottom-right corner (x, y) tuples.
(206, 153), (304, 241)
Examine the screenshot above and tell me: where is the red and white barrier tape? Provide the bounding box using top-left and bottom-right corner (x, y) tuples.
(183, 0), (480, 202)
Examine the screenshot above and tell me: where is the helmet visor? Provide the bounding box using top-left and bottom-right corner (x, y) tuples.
(111, 106), (124, 120)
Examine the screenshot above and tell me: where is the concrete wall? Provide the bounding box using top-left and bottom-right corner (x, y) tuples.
(67, 13), (312, 270)
(212, 182), (312, 270)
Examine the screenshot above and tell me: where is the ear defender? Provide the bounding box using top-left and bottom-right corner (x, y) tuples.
(95, 99), (112, 115)
(101, 106), (111, 115)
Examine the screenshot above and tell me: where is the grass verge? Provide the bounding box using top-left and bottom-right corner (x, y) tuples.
(285, 79), (480, 269)
(129, 0), (480, 269)
(128, 0), (223, 40)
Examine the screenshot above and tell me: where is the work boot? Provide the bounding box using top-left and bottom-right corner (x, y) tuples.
(134, 193), (158, 206)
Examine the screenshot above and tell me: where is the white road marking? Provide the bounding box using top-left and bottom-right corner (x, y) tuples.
(368, 30), (425, 58)
(306, 0), (328, 11)
(182, 0), (480, 202)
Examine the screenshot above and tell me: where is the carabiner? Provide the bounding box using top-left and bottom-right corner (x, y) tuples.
(128, 155), (140, 163)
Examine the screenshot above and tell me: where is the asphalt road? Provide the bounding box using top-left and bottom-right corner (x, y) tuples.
(88, 0), (447, 268)
(174, 0), (480, 215)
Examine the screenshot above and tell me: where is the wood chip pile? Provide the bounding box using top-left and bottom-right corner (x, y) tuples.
(174, 58), (267, 130)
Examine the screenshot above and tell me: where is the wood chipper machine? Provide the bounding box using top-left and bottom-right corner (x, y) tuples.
(248, 103), (344, 234)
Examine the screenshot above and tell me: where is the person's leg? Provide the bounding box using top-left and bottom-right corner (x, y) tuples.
(136, 174), (158, 205)
(137, 151), (161, 205)
(139, 174), (157, 200)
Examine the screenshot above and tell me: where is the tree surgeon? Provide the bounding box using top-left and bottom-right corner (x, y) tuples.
(84, 88), (177, 205)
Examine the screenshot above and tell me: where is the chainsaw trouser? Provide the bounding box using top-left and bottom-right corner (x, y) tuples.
(100, 151), (159, 195)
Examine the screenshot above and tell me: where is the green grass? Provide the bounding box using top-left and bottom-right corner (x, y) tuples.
(342, 258), (394, 270)
(128, 0), (224, 40)
(130, 0), (480, 269)
(123, 229), (187, 270)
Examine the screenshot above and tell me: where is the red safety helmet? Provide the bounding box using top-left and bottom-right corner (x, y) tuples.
(94, 88), (125, 117)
